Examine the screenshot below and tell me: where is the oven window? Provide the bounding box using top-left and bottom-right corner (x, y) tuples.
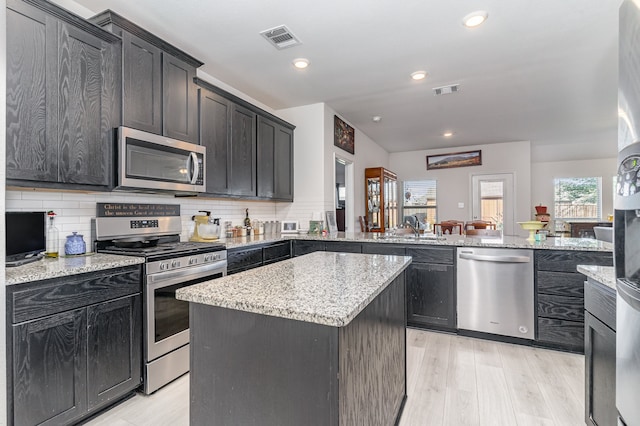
(153, 272), (224, 342)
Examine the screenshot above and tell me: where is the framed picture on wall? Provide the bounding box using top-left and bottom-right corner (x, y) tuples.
(334, 115), (355, 154)
(426, 150), (482, 170)
(325, 211), (338, 233)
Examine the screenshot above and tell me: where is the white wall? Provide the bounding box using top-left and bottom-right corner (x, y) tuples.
(531, 158), (617, 226)
(390, 141), (532, 236)
(277, 103), (390, 231)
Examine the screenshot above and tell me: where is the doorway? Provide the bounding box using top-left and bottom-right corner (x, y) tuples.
(334, 155), (354, 232)
(471, 173), (515, 235)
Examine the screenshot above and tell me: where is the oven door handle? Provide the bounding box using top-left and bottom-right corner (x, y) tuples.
(147, 260), (227, 288)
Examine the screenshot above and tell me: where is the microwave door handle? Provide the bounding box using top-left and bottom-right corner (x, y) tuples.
(188, 152), (199, 184)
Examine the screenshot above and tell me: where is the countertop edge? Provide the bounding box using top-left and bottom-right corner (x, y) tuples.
(577, 265), (616, 291)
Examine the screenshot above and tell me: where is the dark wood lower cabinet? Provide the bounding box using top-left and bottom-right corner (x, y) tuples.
(228, 241), (293, 274)
(7, 266), (142, 426)
(406, 262), (455, 330)
(585, 312), (616, 426)
(292, 240), (326, 257)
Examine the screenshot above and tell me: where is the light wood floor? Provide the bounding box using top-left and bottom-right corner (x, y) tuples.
(85, 329), (584, 426)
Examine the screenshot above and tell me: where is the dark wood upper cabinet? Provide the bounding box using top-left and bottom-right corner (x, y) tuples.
(229, 103), (257, 196)
(121, 31), (162, 134)
(6, 0), (120, 190)
(162, 52), (198, 143)
(199, 88), (231, 194)
(90, 10), (202, 144)
(195, 78), (295, 200)
(257, 116), (294, 201)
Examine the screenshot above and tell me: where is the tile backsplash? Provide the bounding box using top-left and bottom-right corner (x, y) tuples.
(6, 190), (282, 253)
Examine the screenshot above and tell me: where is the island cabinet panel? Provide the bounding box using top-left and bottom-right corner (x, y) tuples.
(7, 265), (143, 426)
(405, 246), (456, 331)
(6, 0), (120, 190)
(188, 272), (406, 426)
(535, 250), (612, 353)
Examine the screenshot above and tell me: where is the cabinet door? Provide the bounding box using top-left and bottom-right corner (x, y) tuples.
(257, 116), (276, 198)
(87, 295), (142, 411)
(406, 263), (456, 330)
(163, 52), (198, 143)
(57, 23), (115, 186)
(6, 0), (58, 183)
(122, 31), (162, 135)
(274, 125), (294, 200)
(13, 309), (87, 426)
(257, 117), (294, 200)
(585, 312), (617, 426)
(228, 103), (257, 196)
(199, 88), (231, 194)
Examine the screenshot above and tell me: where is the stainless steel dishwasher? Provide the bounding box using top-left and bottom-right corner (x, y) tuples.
(456, 247), (534, 339)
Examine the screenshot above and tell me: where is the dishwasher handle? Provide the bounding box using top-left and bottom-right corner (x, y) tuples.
(459, 252), (531, 263)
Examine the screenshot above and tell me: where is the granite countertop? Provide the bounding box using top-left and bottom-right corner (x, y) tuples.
(5, 254), (145, 285)
(577, 265), (616, 291)
(176, 251), (412, 327)
(222, 232), (613, 252)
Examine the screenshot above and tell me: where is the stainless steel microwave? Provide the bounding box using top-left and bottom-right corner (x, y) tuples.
(116, 126), (206, 194)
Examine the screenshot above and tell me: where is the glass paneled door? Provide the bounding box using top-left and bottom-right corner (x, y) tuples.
(471, 173), (515, 235)
(365, 167), (397, 232)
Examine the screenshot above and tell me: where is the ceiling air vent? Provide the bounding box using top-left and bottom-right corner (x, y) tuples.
(260, 25), (301, 50)
(433, 84), (460, 96)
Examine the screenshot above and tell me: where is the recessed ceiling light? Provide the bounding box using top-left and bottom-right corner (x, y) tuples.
(411, 70), (427, 81)
(463, 11), (488, 28)
(372, 116), (382, 123)
(292, 58), (309, 69)
(443, 132), (454, 137)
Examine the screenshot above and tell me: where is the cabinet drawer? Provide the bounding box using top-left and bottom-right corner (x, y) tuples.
(293, 240), (325, 257)
(538, 294), (584, 321)
(537, 271), (585, 297)
(227, 246), (263, 273)
(406, 247), (454, 264)
(537, 317), (584, 351)
(263, 241), (291, 263)
(362, 244), (405, 256)
(11, 266), (141, 324)
(324, 242), (361, 253)
(535, 250), (613, 272)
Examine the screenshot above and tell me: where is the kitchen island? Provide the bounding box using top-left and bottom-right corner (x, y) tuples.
(177, 251), (411, 426)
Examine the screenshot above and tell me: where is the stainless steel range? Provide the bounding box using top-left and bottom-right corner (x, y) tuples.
(94, 203), (226, 394)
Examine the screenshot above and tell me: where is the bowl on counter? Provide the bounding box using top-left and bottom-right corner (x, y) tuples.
(518, 221), (547, 242)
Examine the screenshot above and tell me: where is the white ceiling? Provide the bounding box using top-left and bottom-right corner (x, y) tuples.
(74, 0), (622, 161)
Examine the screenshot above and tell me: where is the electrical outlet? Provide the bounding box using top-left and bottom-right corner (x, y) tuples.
(458, 202), (464, 208)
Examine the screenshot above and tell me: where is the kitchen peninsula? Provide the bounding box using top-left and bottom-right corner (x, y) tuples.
(176, 251), (411, 426)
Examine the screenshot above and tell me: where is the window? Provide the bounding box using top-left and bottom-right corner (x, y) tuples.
(554, 177), (602, 220)
(402, 180), (437, 225)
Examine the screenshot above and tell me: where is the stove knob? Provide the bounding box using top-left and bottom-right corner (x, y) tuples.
(204, 254), (213, 262)
(171, 260), (180, 268)
(160, 263), (168, 271)
(189, 257), (198, 265)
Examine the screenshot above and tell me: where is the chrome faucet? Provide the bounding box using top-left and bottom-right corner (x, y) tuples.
(404, 220), (420, 237)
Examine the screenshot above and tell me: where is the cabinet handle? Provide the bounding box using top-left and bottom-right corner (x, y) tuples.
(188, 152), (199, 185)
